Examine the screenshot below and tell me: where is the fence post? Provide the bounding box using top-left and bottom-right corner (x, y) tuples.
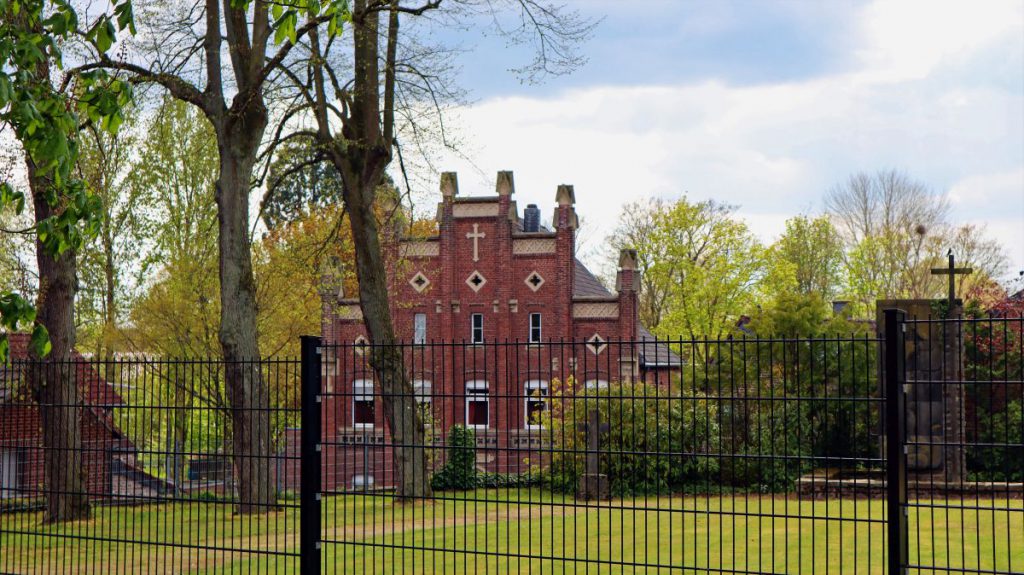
(300, 336), (322, 575)
(884, 309), (909, 575)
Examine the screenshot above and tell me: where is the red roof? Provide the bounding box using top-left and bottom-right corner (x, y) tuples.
(4, 333), (124, 407)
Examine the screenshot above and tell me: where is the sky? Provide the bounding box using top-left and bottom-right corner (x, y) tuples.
(426, 0), (1024, 287)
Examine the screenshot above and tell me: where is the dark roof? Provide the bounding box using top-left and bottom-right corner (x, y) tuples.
(637, 325), (684, 368)
(573, 259), (613, 298)
(2, 333), (124, 406)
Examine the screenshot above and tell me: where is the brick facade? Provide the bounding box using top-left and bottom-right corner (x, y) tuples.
(320, 172), (679, 491)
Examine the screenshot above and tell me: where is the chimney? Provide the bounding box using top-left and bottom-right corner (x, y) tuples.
(523, 204), (541, 232)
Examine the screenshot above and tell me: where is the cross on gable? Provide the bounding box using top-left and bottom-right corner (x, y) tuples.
(930, 251), (973, 309)
(466, 223), (486, 262)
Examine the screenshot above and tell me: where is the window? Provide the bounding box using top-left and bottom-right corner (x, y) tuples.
(524, 380), (548, 429)
(353, 379), (375, 429)
(351, 474), (375, 491)
(414, 380), (433, 425)
(414, 380), (432, 404)
(529, 313), (542, 343)
(465, 380), (489, 428)
(584, 379), (609, 390)
(413, 313), (427, 345)
(471, 313), (484, 344)
(0, 449), (19, 499)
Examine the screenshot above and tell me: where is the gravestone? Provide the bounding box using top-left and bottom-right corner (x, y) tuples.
(575, 409), (610, 500)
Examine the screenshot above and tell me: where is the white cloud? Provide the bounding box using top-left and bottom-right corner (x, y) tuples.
(425, 0), (1024, 283)
(855, 0), (1023, 82)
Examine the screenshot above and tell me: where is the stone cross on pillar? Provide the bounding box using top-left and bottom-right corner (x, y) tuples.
(930, 250), (972, 311)
(466, 223), (485, 262)
(930, 250), (971, 483)
(575, 409), (611, 500)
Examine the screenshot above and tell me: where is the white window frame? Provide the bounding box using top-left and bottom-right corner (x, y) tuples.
(465, 379), (489, 429)
(524, 380), (548, 430)
(413, 313), (427, 345)
(529, 313), (542, 344)
(470, 313), (484, 344)
(352, 379), (375, 429)
(0, 448), (19, 499)
(351, 474), (375, 490)
(413, 379), (432, 404)
(584, 379), (609, 390)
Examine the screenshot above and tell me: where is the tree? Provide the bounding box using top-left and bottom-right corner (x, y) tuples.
(828, 170), (1008, 308)
(254, 203), (357, 357)
(80, 0), (359, 513)
(1, 0), (134, 522)
(260, 138), (345, 230)
(282, 0), (593, 499)
(121, 97), (220, 358)
(649, 198), (764, 348)
(608, 198), (672, 331)
(768, 215), (845, 300)
(74, 109), (152, 359)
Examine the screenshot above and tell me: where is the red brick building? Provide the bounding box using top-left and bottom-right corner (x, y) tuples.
(0, 334), (128, 501)
(320, 172), (679, 490)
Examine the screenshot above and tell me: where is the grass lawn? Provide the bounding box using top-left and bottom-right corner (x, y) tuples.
(2, 490), (1022, 574)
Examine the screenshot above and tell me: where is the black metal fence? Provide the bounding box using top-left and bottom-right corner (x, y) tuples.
(0, 356), (303, 573)
(0, 313), (1021, 574)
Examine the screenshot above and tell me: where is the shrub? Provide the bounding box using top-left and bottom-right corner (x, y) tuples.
(724, 400), (813, 492)
(430, 425), (477, 491)
(539, 378), (720, 496)
(968, 401), (1024, 481)
(475, 472), (539, 489)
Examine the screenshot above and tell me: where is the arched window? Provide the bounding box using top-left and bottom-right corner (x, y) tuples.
(465, 380), (489, 429)
(524, 380), (548, 429)
(353, 379), (375, 429)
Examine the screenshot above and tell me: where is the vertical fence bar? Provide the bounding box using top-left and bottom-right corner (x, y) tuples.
(884, 309), (909, 575)
(300, 336), (323, 575)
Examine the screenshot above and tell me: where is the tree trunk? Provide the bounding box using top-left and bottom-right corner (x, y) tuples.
(102, 220), (116, 361)
(27, 160), (91, 523)
(312, 0), (431, 500)
(166, 370), (189, 489)
(214, 123), (273, 513)
(346, 177), (432, 500)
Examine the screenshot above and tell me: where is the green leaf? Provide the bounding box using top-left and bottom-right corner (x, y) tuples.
(30, 324), (52, 357)
(273, 10), (297, 45)
(88, 16), (116, 52)
(114, 0), (136, 34)
(0, 336), (9, 364)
